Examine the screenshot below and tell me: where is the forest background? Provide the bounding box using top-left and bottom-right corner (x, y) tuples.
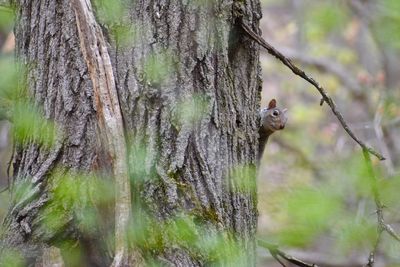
(1, 0), (400, 266)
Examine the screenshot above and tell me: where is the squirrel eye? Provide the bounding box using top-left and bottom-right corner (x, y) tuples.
(272, 110), (280, 116)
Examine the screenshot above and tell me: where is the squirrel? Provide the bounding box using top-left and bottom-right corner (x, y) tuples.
(258, 99), (287, 163)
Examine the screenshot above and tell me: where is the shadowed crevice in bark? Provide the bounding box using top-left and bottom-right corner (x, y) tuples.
(114, 0), (261, 264)
(71, 0), (135, 265)
(1, 0), (262, 265)
(1, 0), (109, 265)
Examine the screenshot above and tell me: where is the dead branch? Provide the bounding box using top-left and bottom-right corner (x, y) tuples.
(362, 148), (400, 266)
(71, 0), (139, 265)
(278, 47), (363, 97)
(258, 239), (318, 267)
(239, 20), (385, 161)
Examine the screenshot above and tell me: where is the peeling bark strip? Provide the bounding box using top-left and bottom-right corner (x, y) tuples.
(1, 0), (101, 263)
(2, 0), (261, 264)
(71, 0), (133, 265)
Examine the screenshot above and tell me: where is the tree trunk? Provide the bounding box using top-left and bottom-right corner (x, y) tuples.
(0, 0), (262, 266)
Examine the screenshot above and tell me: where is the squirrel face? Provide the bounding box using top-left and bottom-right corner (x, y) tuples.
(260, 99), (287, 133)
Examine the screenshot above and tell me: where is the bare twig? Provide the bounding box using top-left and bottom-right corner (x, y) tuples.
(240, 18), (394, 265)
(362, 148), (400, 266)
(239, 21), (385, 161)
(278, 47), (363, 97)
(258, 239), (318, 267)
(365, 230), (382, 267)
(0, 186), (8, 193)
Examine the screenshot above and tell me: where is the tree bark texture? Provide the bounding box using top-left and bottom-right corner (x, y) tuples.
(0, 0), (262, 265)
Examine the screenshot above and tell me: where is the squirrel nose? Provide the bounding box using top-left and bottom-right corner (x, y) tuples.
(280, 124), (285, 129)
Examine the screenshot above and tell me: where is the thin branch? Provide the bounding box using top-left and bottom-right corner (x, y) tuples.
(362, 148), (400, 266)
(258, 239), (318, 267)
(239, 20), (385, 161)
(278, 47), (363, 97)
(365, 229), (382, 267)
(0, 186), (8, 193)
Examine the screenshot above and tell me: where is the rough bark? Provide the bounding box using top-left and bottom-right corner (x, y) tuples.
(71, 0), (133, 265)
(1, 0), (107, 265)
(0, 0), (262, 265)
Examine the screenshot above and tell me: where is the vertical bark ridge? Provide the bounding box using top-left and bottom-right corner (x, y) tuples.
(71, 0), (135, 265)
(114, 0), (261, 264)
(1, 0), (105, 265)
(1, 0), (262, 265)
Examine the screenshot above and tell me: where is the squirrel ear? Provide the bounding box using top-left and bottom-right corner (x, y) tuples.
(268, 99), (276, 109)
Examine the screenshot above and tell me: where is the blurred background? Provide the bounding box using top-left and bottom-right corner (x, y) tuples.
(1, 0), (400, 266)
(257, 0), (400, 266)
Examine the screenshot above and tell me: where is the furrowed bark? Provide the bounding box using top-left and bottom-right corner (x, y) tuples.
(0, 0), (112, 265)
(71, 0), (135, 265)
(1, 0), (262, 265)
(112, 0), (262, 264)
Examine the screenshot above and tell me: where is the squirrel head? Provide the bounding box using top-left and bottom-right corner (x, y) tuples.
(260, 99), (288, 133)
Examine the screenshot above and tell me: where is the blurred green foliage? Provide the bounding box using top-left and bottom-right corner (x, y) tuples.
(143, 50), (175, 86)
(336, 219), (376, 253)
(95, 0), (138, 46)
(278, 186), (342, 246)
(12, 101), (56, 147)
(12, 179), (34, 205)
(259, 0), (400, 264)
(0, 0), (399, 266)
(374, 0), (400, 49)
(0, 7), (14, 32)
(39, 170), (114, 237)
(305, 2), (349, 41)
(171, 93), (211, 129)
(0, 57), (56, 147)
(129, 212), (246, 265)
(0, 248), (24, 267)
(0, 56), (21, 119)
(229, 164), (257, 193)
(128, 139), (154, 183)
(95, 0), (124, 26)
